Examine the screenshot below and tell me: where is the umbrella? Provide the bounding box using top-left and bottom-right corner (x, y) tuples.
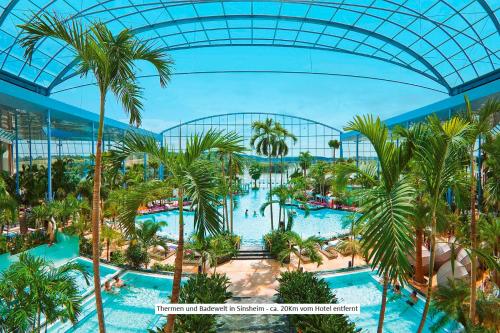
(408, 246), (431, 274)
(456, 248), (475, 273)
(435, 242), (452, 267)
(437, 260), (469, 287)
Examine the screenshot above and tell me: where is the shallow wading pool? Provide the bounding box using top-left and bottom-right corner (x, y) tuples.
(49, 271), (173, 332)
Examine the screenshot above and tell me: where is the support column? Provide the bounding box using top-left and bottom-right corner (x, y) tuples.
(159, 138), (164, 180)
(339, 139), (343, 159)
(47, 109), (52, 201)
(58, 139), (62, 159)
(28, 121), (32, 167)
(14, 111), (19, 196)
(355, 135), (359, 168)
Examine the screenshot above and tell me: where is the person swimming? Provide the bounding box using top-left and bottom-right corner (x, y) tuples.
(113, 276), (126, 288)
(406, 290), (418, 306)
(104, 280), (113, 292)
(253, 210), (257, 217)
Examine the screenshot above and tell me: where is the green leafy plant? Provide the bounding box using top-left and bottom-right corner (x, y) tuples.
(0, 253), (88, 332)
(173, 273), (232, 333)
(126, 242), (149, 269)
(277, 271), (356, 333)
(151, 263), (175, 272)
(110, 250), (127, 266)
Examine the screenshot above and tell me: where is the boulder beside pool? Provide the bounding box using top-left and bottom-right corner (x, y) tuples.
(437, 260), (469, 287)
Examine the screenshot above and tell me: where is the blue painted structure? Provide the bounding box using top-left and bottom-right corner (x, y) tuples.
(0, 1), (498, 95)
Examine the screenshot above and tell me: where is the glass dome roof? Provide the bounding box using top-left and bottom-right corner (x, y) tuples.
(0, 0), (498, 94)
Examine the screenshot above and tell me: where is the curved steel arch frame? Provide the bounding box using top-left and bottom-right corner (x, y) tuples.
(0, 0), (498, 95)
(160, 112), (342, 159)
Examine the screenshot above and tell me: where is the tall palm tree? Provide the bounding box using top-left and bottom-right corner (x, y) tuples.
(227, 153), (244, 234)
(328, 139), (341, 162)
(403, 116), (470, 333)
(19, 15), (172, 333)
(250, 118), (279, 230)
(134, 220), (167, 268)
(112, 130), (244, 333)
(273, 123), (297, 186)
(345, 115), (416, 333)
(482, 133), (500, 212)
(337, 213), (362, 266)
(298, 151), (313, 177)
(273, 123), (297, 222)
(461, 96), (499, 321)
(260, 185), (292, 230)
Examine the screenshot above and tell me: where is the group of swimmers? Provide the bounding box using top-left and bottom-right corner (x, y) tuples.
(245, 209), (258, 217)
(385, 280), (419, 306)
(104, 276), (127, 293)
(244, 209), (297, 217)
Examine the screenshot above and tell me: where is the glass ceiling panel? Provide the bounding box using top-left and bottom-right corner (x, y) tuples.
(0, 0), (498, 95)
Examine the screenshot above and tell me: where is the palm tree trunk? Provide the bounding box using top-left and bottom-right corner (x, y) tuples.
(165, 188), (184, 333)
(279, 154), (283, 225)
(228, 155), (234, 234)
(415, 227), (424, 283)
(469, 147), (478, 322)
(92, 93), (106, 333)
(106, 238), (110, 261)
(220, 159), (228, 231)
(417, 213), (437, 333)
(377, 274), (389, 333)
(268, 152), (274, 231)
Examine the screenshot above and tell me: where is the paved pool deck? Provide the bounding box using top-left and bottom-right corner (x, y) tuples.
(156, 252), (366, 297)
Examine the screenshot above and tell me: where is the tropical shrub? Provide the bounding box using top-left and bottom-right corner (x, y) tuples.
(110, 250), (127, 266)
(0, 253), (88, 332)
(263, 230), (289, 261)
(79, 237), (93, 257)
(0, 236), (7, 254)
(173, 274), (232, 333)
(430, 279), (499, 332)
(126, 243), (150, 269)
(8, 230), (49, 255)
(151, 263), (175, 272)
(277, 271), (356, 333)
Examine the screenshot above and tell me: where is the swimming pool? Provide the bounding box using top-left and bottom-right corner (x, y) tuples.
(69, 257), (120, 296)
(49, 271), (173, 332)
(323, 270), (450, 333)
(137, 189), (352, 245)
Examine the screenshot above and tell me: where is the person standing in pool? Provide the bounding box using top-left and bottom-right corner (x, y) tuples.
(114, 276), (126, 288)
(253, 210), (257, 217)
(245, 209), (249, 217)
(407, 290), (418, 306)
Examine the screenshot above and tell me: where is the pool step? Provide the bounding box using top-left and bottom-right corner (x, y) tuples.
(234, 248), (273, 260)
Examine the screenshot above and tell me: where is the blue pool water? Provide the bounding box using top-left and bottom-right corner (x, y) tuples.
(138, 189), (352, 245)
(0, 233), (79, 272)
(69, 258), (120, 295)
(50, 271), (173, 332)
(323, 270), (449, 333)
